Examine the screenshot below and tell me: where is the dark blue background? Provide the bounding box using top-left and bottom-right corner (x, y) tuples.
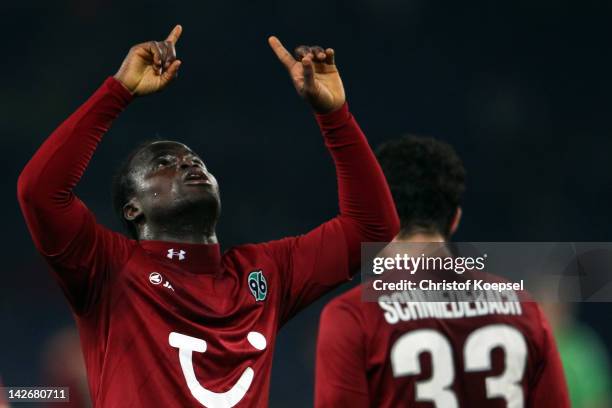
(1, 1), (611, 406)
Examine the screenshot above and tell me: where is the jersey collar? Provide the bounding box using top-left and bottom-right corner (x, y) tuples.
(138, 240), (222, 275)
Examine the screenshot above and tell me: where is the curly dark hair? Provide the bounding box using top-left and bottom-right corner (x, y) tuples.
(111, 139), (160, 239)
(376, 135), (466, 237)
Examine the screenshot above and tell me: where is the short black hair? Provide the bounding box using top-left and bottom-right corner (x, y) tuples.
(111, 140), (160, 239)
(376, 135), (466, 237)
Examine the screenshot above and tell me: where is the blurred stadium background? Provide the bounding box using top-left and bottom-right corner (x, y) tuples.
(1, 0), (612, 406)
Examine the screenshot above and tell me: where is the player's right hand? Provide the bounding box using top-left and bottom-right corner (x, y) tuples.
(114, 25), (182, 96)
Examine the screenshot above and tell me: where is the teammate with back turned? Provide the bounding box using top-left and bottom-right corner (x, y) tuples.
(17, 26), (399, 407)
(315, 136), (570, 407)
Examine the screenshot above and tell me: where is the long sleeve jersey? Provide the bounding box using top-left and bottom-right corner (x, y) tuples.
(316, 284), (570, 408)
(17, 77), (399, 408)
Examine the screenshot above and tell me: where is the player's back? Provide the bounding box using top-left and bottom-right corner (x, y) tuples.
(315, 284), (570, 408)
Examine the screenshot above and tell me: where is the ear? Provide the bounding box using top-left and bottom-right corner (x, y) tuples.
(123, 198), (143, 222)
(449, 207), (462, 236)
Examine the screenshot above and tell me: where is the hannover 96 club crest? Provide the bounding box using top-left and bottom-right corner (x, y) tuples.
(248, 270), (268, 302)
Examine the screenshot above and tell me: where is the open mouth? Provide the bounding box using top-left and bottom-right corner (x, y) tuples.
(183, 171), (212, 185)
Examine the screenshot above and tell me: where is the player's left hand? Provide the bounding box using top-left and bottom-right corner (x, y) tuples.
(268, 36), (345, 114)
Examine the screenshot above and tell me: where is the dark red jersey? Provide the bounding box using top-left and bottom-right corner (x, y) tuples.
(17, 78), (399, 407)
(315, 285), (570, 408)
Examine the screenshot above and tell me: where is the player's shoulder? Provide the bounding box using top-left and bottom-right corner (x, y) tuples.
(71, 209), (138, 257)
(518, 301), (548, 333)
(327, 284), (363, 308)
(219, 239), (295, 279)
(222, 237), (292, 260)
(321, 285), (364, 322)
(83, 208), (138, 246)
(223, 231), (318, 269)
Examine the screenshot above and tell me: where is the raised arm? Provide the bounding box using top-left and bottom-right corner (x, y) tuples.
(267, 38), (399, 322)
(17, 26), (182, 312)
(18, 25), (182, 253)
(268, 37), (399, 266)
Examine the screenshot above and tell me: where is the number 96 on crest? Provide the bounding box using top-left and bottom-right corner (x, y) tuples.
(248, 270), (268, 301)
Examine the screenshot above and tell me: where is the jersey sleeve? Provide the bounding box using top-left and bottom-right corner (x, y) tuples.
(528, 306), (571, 407)
(264, 104), (399, 323)
(17, 77), (135, 315)
(316, 104), (399, 271)
(264, 218), (351, 324)
(315, 297), (370, 408)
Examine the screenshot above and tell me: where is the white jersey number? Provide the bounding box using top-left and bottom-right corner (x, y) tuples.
(390, 324), (527, 408)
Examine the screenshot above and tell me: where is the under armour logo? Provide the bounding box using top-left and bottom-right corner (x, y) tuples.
(167, 248), (186, 260)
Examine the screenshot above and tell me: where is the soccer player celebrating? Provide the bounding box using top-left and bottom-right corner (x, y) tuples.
(315, 136), (570, 407)
(17, 26), (399, 407)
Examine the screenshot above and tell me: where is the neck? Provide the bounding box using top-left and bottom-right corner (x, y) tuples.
(138, 217), (218, 245)
(391, 231), (450, 259)
(393, 231), (447, 243)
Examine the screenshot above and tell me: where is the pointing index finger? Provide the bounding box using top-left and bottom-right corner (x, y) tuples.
(166, 25), (183, 44)
(268, 36), (296, 70)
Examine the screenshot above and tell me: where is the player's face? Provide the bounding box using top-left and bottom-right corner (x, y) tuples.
(128, 141), (221, 224)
